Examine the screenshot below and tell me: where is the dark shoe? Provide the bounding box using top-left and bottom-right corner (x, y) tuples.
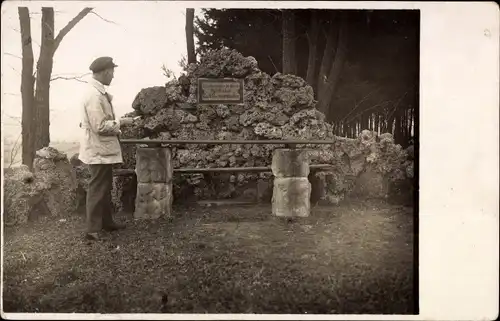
(85, 232), (100, 241)
(103, 223), (126, 231)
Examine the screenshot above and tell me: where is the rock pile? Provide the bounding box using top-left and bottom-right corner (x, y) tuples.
(34, 147), (79, 217)
(4, 165), (48, 226)
(5, 147), (80, 226)
(110, 48), (413, 206)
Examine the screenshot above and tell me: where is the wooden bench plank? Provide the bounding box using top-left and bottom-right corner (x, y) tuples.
(112, 164), (334, 176)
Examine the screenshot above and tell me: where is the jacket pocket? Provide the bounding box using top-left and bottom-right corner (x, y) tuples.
(97, 135), (120, 156)
(85, 131), (119, 157)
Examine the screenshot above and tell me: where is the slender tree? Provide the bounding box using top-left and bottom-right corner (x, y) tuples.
(315, 12), (348, 118)
(18, 7), (35, 169)
(186, 8), (196, 64)
(17, 7), (93, 167)
(281, 9), (296, 75)
(305, 10), (320, 88)
(33, 7), (93, 150)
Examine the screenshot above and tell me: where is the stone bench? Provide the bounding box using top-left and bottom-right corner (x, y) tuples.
(133, 147), (315, 219)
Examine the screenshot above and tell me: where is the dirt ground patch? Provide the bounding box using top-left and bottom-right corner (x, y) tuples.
(2, 200), (415, 314)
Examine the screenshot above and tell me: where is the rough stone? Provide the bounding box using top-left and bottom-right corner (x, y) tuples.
(111, 48), (414, 207)
(112, 175), (137, 213)
(254, 122), (283, 139)
(135, 183), (173, 219)
(272, 149), (310, 178)
(3, 165), (49, 226)
(33, 147), (78, 218)
(144, 107), (181, 133)
(272, 177), (311, 217)
(352, 165), (389, 199)
(135, 148), (173, 184)
(132, 86), (170, 115)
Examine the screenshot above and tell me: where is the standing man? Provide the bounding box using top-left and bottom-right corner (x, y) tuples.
(79, 56), (135, 241)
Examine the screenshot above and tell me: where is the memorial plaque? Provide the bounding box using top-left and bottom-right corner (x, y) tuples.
(197, 78), (244, 104)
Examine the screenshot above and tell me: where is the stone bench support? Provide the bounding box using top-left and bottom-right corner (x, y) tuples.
(271, 148), (311, 217)
(134, 147), (173, 219)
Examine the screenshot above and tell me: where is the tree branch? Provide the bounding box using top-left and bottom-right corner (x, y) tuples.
(4, 113), (22, 124)
(340, 87), (380, 123)
(50, 72), (91, 83)
(53, 7), (93, 53)
(345, 100), (392, 124)
(268, 55), (279, 73)
(386, 91), (409, 120)
(6, 64), (22, 75)
(8, 132), (23, 168)
(4, 52), (22, 59)
(30, 10), (67, 15)
(90, 11), (119, 25)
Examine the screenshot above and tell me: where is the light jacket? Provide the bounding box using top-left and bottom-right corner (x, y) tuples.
(78, 78), (123, 165)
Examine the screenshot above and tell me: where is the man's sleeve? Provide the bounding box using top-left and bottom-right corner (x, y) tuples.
(84, 94), (121, 136)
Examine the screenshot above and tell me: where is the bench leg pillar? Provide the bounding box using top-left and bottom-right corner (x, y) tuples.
(271, 148), (311, 218)
(134, 147), (173, 219)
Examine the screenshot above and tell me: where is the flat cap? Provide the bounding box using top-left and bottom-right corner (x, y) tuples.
(89, 56), (118, 73)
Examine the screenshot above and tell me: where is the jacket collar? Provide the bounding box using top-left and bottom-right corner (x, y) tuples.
(90, 77), (107, 94)
(89, 77), (114, 101)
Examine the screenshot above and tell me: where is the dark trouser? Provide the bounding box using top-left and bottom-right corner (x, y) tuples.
(86, 164), (115, 233)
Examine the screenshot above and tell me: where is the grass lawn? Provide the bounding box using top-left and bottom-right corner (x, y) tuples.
(2, 199), (416, 314)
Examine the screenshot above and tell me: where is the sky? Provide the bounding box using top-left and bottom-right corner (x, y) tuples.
(1, 0), (197, 142)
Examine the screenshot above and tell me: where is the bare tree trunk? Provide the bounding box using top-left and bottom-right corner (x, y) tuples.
(394, 107), (402, 144)
(316, 16), (337, 103)
(186, 8), (196, 64)
(316, 12), (348, 119)
(407, 108), (413, 139)
(386, 111), (395, 133)
(306, 10), (320, 90)
(19, 7), (35, 169)
(361, 113), (368, 131)
(282, 9), (296, 75)
(403, 108), (409, 144)
(32, 7), (92, 150)
(34, 7), (55, 150)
